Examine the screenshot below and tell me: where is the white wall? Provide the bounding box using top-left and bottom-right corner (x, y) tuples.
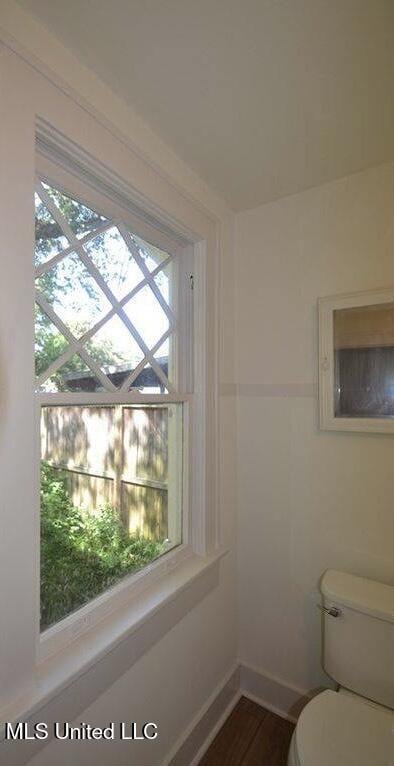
(28, 569), (236, 766)
(235, 161), (394, 695)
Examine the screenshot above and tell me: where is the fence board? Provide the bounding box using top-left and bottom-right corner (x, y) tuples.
(122, 482), (167, 540)
(62, 469), (114, 513)
(122, 406), (168, 483)
(41, 404), (168, 541)
(41, 406), (115, 474)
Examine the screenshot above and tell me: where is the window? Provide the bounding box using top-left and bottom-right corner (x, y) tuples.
(35, 173), (191, 631)
(2, 59), (218, 719)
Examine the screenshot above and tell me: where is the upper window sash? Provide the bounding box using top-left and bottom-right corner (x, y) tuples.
(34, 163), (194, 400)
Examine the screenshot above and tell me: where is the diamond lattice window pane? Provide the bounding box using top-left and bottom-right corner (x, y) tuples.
(129, 232), (169, 272)
(42, 182), (107, 239)
(123, 285), (170, 350)
(36, 253), (112, 338)
(86, 315), (145, 387)
(35, 193), (68, 266)
(38, 354), (102, 393)
(35, 305), (70, 378)
(153, 262), (174, 309)
(128, 362), (168, 394)
(154, 338), (173, 384)
(84, 227), (144, 300)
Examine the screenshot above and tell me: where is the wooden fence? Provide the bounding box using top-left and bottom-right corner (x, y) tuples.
(41, 405), (170, 541)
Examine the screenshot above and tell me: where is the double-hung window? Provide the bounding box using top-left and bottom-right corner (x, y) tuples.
(1, 52), (220, 722)
(34, 160), (193, 642)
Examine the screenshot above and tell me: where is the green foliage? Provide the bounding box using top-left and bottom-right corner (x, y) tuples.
(35, 182), (170, 389)
(35, 307), (69, 378)
(40, 462), (162, 629)
(34, 186), (133, 387)
(34, 305), (129, 389)
(35, 185), (104, 260)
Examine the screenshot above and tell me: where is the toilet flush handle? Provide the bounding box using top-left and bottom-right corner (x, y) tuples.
(317, 604), (342, 618)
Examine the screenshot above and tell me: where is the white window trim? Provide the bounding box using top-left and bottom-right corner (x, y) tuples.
(34, 137), (212, 662)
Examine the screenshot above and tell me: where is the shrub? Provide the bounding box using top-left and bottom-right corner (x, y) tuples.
(40, 462), (163, 629)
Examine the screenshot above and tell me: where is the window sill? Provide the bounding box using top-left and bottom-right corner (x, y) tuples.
(39, 542), (193, 662)
(0, 548), (227, 740)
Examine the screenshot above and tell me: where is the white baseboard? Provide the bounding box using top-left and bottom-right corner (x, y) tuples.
(164, 662), (311, 765)
(240, 663), (311, 724)
(186, 689), (242, 766)
(162, 663), (241, 766)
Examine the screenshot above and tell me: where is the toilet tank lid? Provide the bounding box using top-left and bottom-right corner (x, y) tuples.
(321, 570), (394, 623)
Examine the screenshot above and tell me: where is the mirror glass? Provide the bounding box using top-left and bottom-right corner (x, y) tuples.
(334, 302), (394, 418)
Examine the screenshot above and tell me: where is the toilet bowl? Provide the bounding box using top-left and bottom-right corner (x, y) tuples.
(288, 571), (394, 766)
(288, 690), (393, 766)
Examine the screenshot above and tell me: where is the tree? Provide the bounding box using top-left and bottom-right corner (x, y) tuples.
(35, 184), (129, 388)
(35, 180), (169, 390)
(35, 306), (130, 390)
(35, 184), (104, 261)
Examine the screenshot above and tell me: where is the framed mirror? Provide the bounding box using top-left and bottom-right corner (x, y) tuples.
(319, 288), (394, 432)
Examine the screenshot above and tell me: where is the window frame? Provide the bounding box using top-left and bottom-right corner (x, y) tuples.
(34, 153), (199, 662)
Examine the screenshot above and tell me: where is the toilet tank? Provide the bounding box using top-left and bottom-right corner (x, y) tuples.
(321, 570), (394, 709)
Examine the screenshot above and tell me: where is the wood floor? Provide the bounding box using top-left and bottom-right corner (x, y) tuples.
(199, 696), (294, 766)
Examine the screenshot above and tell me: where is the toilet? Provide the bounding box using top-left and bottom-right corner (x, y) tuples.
(288, 569), (394, 766)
